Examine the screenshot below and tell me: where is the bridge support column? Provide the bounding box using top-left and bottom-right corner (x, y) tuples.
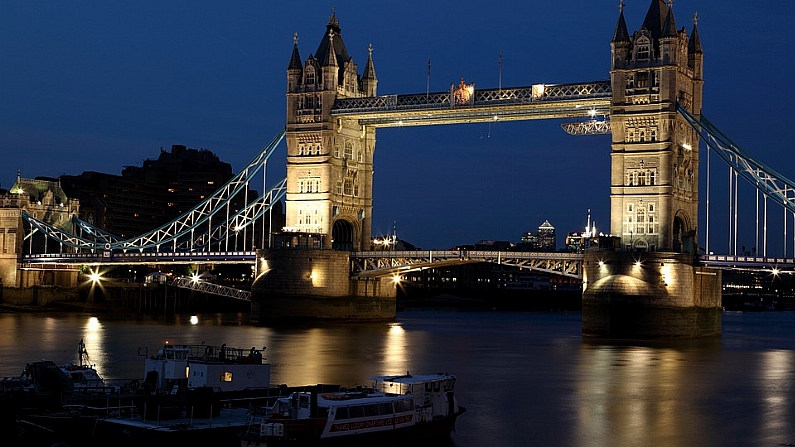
(582, 250), (721, 338)
(250, 249), (396, 322)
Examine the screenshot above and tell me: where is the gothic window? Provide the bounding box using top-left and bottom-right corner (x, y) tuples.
(628, 204), (634, 213)
(636, 37), (651, 60)
(357, 148), (363, 162)
(344, 142), (353, 160)
(648, 204), (654, 212)
(650, 128), (657, 142)
(334, 145), (340, 158)
(648, 216), (655, 234)
(354, 182), (359, 197)
(344, 178), (353, 196)
(649, 171), (656, 186)
(336, 180), (342, 195)
(305, 67), (315, 85)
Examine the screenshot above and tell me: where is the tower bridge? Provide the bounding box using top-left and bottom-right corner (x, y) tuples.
(9, 0), (795, 336)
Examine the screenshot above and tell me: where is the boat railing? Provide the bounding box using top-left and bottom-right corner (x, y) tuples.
(154, 344), (266, 364)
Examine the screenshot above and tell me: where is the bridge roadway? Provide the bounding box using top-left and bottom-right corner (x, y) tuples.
(22, 251), (795, 279)
(331, 81), (612, 128)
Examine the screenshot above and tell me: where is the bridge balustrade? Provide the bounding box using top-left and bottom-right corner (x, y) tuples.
(332, 81), (612, 115)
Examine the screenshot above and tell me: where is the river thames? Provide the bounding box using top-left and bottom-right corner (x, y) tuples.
(1, 309), (793, 446)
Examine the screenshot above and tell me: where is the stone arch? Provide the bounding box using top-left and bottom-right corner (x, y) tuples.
(332, 218), (355, 251)
(672, 210), (694, 253)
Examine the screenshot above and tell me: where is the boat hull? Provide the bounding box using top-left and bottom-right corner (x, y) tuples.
(239, 408), (466, 447)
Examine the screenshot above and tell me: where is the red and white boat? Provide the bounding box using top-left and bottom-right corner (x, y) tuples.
(239, 372), (466, 446)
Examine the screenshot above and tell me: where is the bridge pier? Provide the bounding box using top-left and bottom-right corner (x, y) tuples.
(582, 250), (722, 338)
(250, 249), (396, 322)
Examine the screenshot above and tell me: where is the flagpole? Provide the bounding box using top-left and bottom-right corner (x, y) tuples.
(426, 57), (431, 100)
(498, 51), (503, 92)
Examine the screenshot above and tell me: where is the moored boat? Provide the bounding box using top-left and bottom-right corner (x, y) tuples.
(14, 341), (277, 446)
(238, 372), (466, 446)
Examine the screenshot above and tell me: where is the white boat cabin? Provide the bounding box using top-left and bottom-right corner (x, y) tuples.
(142, 343), (270, 393)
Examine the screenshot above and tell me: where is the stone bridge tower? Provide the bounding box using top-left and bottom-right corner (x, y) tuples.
(581, 1), (720, 339)
(285, 11), (377, 250)
(609, 0), (703, 253)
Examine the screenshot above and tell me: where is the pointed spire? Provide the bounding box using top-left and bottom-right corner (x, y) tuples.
(661, 2), (678, 38)
(363, 43), (376, 80)
(288, 32), (302, 70)
(612, 0), (630, 43)
(323, 29), (338, 67)
(314, 9), (350, 70)
(642, 0), (668, 38)
(689, 11), (703, 54)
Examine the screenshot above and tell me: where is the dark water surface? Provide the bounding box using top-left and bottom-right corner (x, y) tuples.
(1, 309), (793, 446)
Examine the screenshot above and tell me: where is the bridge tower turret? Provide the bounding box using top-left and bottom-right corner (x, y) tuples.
(284, 10), (377, 250)
(608, 0), (703, 253)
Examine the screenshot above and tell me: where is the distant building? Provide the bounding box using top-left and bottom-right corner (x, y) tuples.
(59, 144), (282, 244)
(565, 231), (584, 252)
(519, 220), (556, 251)
(537, 220), (556, 251)
(474, 240), (514, 251)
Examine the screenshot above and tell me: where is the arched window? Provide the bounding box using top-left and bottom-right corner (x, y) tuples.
(305, 67), (315, 85)
(636, 37), (651, 60)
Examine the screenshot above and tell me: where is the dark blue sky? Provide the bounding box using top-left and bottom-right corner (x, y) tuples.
(2, 1), (794, 252)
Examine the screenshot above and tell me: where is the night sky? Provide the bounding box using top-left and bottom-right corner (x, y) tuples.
(1, 1), (793, 252)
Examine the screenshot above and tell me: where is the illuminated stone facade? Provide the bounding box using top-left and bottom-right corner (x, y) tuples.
(609, 0), (703, 252)
(285, 11), (377, 250)
(0, 173), (79, 288)
(582, 1), (720, 339)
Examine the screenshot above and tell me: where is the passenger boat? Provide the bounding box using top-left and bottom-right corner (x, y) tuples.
(238, 372), (466, 446)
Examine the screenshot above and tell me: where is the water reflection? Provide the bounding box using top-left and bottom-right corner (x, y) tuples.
(759, 350), (795, 443)
(382, 323), (408, 374)
(266, 322), (410, 386)
(1, 311), (794, 447)
(79, 316), (105, 376)
(574, 340), (724, 446)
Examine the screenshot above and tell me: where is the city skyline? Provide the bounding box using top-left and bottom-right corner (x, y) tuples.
(2, 1), (794, 251)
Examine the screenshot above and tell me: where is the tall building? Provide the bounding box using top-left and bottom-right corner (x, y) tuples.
(285, 11), (378, 250)
(537, 220), (556, 251)
(60, 145), (262, 241)
(609, 0), (703, 252)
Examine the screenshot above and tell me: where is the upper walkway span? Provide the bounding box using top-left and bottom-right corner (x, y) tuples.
(331, 81), (611, 129)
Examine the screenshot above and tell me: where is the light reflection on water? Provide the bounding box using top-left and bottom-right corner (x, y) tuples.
(0, 310), (794, 446)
